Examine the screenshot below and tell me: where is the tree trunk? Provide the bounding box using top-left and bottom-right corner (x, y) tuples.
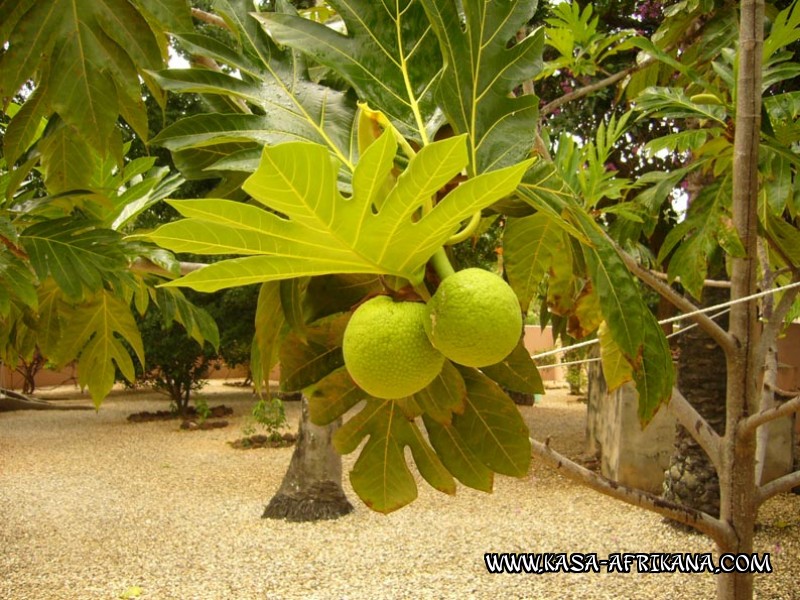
(718, 1), (764, 598)
(263, 395), (353, 522)
(0, 389), (92, 411)
(663, 287), (728, 519)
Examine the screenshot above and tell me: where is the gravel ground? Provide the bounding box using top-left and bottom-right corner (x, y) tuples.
(1, 383), (798, 600)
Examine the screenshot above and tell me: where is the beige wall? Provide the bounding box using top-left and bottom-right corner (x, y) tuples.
(5, 323), (796, 392)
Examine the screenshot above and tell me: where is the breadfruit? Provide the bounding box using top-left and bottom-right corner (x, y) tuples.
(424, 268), (522, 367)
(343, 296), (445, 399)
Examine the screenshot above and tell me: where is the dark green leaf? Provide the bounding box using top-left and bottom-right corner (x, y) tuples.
(422, 0), (543, 173)
(504, 212), (564, 309)
(20, 218), (126, 300)
(257, 0), (443, 143)
(412, 360), (466, 425)
(251, 281), (285, 393)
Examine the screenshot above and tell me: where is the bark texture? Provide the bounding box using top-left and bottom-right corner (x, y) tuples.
(263, 395), (353, 522)
(663, 287), (728, 519)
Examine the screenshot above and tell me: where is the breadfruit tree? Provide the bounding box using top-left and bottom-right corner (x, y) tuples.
(3, 2), (800, 599)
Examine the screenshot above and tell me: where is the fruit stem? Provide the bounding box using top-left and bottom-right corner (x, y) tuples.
(431, 247), (456, 280)
(444, 211), (482, 246)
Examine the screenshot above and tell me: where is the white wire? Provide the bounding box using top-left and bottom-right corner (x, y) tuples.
(530, 280), (800, 362)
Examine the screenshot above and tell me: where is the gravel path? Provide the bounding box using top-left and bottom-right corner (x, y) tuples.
(1, 384), (798, 599)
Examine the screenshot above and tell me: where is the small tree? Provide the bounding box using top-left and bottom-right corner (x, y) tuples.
(131, 307), (217, 415)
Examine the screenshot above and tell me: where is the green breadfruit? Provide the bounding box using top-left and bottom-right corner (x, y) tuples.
(424, 268), (522, 367)
(343, 296), (445, 399)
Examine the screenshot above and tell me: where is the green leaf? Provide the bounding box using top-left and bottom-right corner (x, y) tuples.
(0, 250), (38, 314)
(3, 88), (49, 166)
(148, 0), (359, 171)
(334, 399), (456, 513)
(411, 360), (466, 425)
(304, 274), (384, 323)
(504, 212), (564, 309)
(153, 288), (220, 349)
(307, 366), (365, 426)
(634, 311), (675, 426)
(53, 290), (145, 406)
(35, 281), (64, 358)
(280, 277), (311, 341)
(765, 212), (800, 266)
(658, 176), (736, 299)
(421, 0), (543, 174)
(635, 87), (728, 125)
(135, 0), (193, 33)
(516, 161), (673, 415)
(279, 313), (349, 392)
(107, 168), (184, 231)
(256, 0), (444, 143)
(452, 367), (531, 477)
(480, 338), (544, 396)
(251, 281), (285, 393)
(141, 133), (531, 291)
(422, 414), (494, 492)
(1, 0), (166, 162)
(20, 218), (127, 300)
(38, 122), (98, 195)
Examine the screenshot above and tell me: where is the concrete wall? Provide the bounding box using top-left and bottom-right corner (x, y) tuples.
(586, 360), (677, 494)
(586, 324), (800, 493)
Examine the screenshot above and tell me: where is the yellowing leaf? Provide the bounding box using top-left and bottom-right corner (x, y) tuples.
(598, 321), (634, 392)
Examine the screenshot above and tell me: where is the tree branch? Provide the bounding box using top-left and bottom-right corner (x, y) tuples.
(756, 469), (800, 507)
(739, 394), (800, 437)
(540, 57), (656, 117)
(646, 269), (731, 288)
(530, 438), (735, 547)
(668, 387), (722, 471)
(617, 247), (736, 354)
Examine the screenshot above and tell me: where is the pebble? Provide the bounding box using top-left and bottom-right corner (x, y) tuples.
(1, 384), (797, 599)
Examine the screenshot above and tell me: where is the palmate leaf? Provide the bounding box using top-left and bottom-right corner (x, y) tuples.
(140, 131), (531, 291)
(152, 288), (220, 349)
(451, 366), (531, 476)
(20, 218), (128, 300)
(279, 313), (349, 392)
(0, 0), (181, 164)
(421, 0), (544, 174)
(52, 290), (145, 406)
(335, 399), (456, 513)
(257, 0), (443, 143)
(149, 0), (359, 174)
(250, 281), (285, 394)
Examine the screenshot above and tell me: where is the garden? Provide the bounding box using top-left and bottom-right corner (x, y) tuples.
(2, 1), (800, 599)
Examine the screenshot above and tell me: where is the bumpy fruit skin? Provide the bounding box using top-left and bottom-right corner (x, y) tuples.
(343, 296), (445, 399)
(424, 268), (522, 367)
